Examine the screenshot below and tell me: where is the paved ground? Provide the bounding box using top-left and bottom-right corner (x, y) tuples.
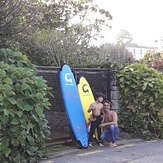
(40, 138), (163, 163)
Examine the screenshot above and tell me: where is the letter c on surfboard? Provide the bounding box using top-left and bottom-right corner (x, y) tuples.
(82, 84), (89, 93)
(65, 73), (72, 83)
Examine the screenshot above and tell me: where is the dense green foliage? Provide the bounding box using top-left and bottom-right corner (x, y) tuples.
(140, 52), (163, 72)
(0, 0), (35, 48)
(0, 0), (133, 67)
(117, 63), (163, 140)
(0, 0), (113, 66)
(0, 49), (52, 162)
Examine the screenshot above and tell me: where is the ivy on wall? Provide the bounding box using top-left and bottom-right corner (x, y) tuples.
(117, 63), (163, 140)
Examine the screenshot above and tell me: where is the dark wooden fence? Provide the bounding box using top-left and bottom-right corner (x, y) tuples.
(36, 66), (111, 141)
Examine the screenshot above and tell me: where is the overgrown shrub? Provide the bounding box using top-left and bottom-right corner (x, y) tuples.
(0, 49), (52, 162)
(117, 63), (163, 140)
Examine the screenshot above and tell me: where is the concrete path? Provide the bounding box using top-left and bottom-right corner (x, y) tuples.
(40, 139), (163, 163)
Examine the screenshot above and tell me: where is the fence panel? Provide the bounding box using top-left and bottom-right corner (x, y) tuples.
(37, 66), (110, 140)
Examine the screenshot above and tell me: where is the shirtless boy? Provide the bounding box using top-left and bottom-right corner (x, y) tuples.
(87, 92), (104, 147)
(99, 100), (120, 147)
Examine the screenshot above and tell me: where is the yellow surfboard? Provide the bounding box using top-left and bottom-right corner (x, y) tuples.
(77, 77), (98, 139)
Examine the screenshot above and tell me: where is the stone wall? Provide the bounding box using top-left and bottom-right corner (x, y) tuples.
(110, 78), (120, 111)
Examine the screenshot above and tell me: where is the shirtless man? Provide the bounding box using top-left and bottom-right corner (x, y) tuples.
(87, 92), (104, 147)
(99, 100), (120, 147)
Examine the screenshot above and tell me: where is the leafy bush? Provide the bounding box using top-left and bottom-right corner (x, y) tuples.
(140, 52), (163, 72)
(0, 49), (52, 162)
(117, 63), (163, 140)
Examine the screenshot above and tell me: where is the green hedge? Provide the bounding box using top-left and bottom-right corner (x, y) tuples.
(117, 63), (163, 140)
(0, 49), (52, 162)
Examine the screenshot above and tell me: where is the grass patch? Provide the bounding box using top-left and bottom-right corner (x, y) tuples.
(45, 141), (80, 154)
(45, 144), (75, 153)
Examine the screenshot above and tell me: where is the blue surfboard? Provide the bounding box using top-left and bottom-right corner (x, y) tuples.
(59, 64), (88, 148)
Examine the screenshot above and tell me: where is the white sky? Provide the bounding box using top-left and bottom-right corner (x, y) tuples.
(93, 0), (163, 46)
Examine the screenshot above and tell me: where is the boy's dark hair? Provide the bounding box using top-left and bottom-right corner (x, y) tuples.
(103, 100), (112, 107)
(95, 92), (104, 99)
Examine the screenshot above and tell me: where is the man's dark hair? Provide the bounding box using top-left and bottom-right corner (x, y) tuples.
(103, 100), (112, 107)
(95, 92), (104, 99)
